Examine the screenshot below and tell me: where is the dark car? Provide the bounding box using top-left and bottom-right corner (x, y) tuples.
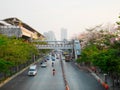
(52, 56), (55, 61)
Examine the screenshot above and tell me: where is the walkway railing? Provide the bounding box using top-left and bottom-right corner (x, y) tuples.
(36, 44), (73, 49)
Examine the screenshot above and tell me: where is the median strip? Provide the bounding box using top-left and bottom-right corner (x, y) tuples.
(60, 54), (70, 90)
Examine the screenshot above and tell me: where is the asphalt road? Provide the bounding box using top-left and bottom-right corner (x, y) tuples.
(0, 55), (106, 90)
(0, 58), (65, 90)
(63, 60), (106, 90)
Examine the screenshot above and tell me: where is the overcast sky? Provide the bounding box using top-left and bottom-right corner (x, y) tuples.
(0, 0), (120, 40)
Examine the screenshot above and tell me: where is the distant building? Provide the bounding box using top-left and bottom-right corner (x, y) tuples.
(43, 30), (56, 44)
(61, 28), (67, 41)
(0, 17), (45, 41)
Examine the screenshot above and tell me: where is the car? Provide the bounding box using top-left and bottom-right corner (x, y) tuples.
(46, 56), (50, 60)
(56, 56), (59, 59)
(40, 60), (44, 64)
(44, 59), (47, 62)
(28, 65), (37, 76)
(41, 63), (47, 68)
(51, 56), (55, 61)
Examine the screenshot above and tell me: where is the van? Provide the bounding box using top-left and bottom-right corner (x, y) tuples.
(28, 65), (37, 76)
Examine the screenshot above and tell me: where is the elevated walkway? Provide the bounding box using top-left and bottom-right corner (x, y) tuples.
(35, 40), (81, 59)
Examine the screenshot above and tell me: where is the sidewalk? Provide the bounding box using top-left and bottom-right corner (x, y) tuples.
(96, 73), (120, 90)
(76, 63), (120, 90)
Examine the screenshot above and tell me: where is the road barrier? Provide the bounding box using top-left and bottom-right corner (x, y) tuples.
(60, 54), (70, 90)
(65, 85), (70, 90)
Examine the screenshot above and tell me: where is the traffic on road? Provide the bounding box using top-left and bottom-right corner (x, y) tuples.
(0, 52), (105, 90)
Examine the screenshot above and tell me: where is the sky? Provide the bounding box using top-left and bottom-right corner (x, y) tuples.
(0, 0), (120, 40)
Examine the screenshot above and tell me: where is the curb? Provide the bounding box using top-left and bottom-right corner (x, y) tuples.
(0, 66), (28, 87)
(91, 73), (109, 90)
(77, 64), (109, 90)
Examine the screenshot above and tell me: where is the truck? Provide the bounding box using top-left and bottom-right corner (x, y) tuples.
(65, 54), (71, 62)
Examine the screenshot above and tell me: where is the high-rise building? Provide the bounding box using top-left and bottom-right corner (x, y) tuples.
(61, 28), (67, 41)
(43, 30), (56, 44)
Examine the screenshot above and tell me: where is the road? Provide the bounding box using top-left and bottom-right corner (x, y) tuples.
(0, 55), (105, 90)
(63, 60), (105, 90)
(0, 58), (65, 90)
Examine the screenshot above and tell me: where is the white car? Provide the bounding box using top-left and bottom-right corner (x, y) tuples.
(28, 65), (37, 76)
(41, 63), (47, 68)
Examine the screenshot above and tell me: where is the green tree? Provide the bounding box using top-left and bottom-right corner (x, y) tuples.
(116, 15), (120, 25)
(77, 44), (99, 66)
(77, 24), (120, 74)
(0, 35), (38, 73)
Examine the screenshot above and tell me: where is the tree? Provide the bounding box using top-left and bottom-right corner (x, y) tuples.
(116, 15), (120, 25)
(77, 44), (99, 66)
(0, 35), (39, 73)
(77, 24), (120, 75)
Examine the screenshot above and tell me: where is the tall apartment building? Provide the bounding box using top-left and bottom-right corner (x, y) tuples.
(43, 30), (56, 44)
(61, 28), (67, 41)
